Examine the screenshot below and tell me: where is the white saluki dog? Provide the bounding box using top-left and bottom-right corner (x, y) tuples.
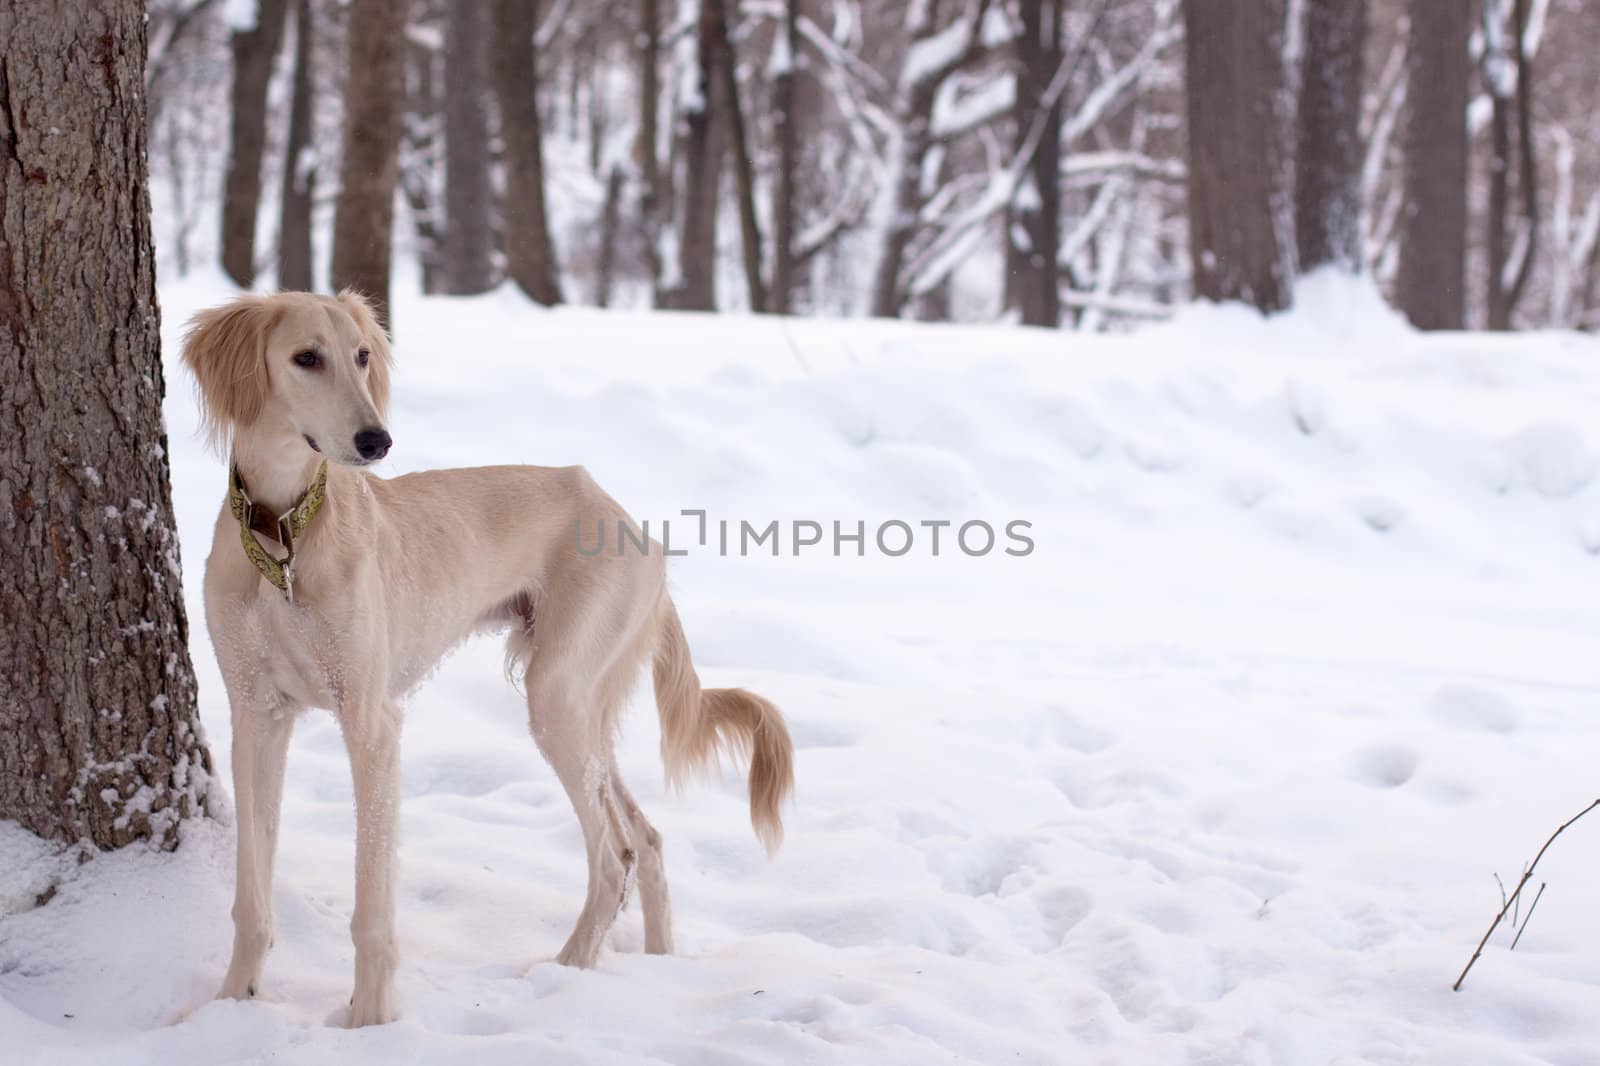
(182, 291), (793, 1027)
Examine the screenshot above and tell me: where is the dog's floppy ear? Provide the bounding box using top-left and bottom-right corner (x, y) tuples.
(336, 289), (396, 417)
(182, 296), (281, 450)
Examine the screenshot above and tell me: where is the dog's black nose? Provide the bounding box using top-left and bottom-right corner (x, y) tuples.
(354, 427), (392, 461)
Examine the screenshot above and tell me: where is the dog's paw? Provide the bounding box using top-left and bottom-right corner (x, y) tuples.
(216, 974), (258, 1001)
(347, 983), (400, 1028)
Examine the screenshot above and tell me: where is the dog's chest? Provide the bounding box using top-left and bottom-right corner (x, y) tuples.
(228, 594), (348, 711)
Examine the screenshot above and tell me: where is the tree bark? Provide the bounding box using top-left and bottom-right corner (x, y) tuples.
(442, 0), (496, 294)
(331, 0), (412, 327)
(1008, 0), (1064, 327)
(770, 0), (800, 314)
(674, 0), (730, 311)
(220, 0), (289, 288)
(0, 0), (215, 852)
(1396, 0), (1472, 331)
(1183, 0), (1294, 312)
(492, 0), (563, 306)
(1295, 0), (1367, 274)
(277, 0), (316, 292)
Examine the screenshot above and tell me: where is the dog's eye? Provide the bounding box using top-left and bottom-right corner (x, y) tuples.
(357, 348), (370, 368)
(293, 350), (320, 369)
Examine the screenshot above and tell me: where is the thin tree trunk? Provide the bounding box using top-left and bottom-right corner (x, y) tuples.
(1486, 3), (1513, 329)
(0, 0), (215, 851)
(1507, 0), (1538, 319)
(492, 0), (563, 306)
(402, 32), (445, 295)
(443, 0), (496, 294)
(1487, 0), (1538, 330)
(1008, 0), (1064, 327)
(1183, 0), (1294, 312)
(1295, 0), (1367, 274)
(331, 0), (413, 327)
(1396, 0), (1471, 331)
(712, 0), (768, 312)
(637, 0), (666, 296)
(596, 163), (625, 307)
(770, 0), (800, 314)
(675, 0), (730, 311)
(277, 0), (316, 291)
(220, 0), (289, 287)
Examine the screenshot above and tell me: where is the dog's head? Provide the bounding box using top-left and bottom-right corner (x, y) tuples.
(182, 291), (396, 466)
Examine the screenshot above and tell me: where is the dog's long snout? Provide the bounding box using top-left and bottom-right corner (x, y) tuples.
(354, 426), (392, 461)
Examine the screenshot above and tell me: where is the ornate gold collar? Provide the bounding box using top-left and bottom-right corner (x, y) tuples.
(227, 460), (328, 602)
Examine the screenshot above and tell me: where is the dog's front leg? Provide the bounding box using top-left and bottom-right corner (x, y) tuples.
(341, 699), (402, 1027)
(219, 702), (295, 1000)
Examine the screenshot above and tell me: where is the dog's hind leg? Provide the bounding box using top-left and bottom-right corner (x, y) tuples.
(608, 765), (673, 954)
(220, 702), (296, 1000)
(525, 674), (633, 968)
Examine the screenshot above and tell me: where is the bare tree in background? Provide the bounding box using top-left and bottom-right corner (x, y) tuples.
(1183, 0), (1294, 312)
(1008, 0), (1065, 327)
(278, 0), (317, 291)
(220, 0), (288, 287)
(1483, 0), (1538, 331)
(492, 0), (563, 306)
(1395, 0), (1472, 331)
(871, 0), (997, 319)
(770, 0), (801, 315)
(0, 0), (215, 851)
(635, 0), (667, 299)
(1295, 0), (1367, 274)
(716, 0), (769, 312)
(443, 0), (496, 295)
(400, 8), (446, 295)
(331, 0), (413, 325)
(673, 0), (732, 311)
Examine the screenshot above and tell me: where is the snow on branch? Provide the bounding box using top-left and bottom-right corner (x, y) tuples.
(1064, 151), (1186, 185)
(904, 0), (1179, 300)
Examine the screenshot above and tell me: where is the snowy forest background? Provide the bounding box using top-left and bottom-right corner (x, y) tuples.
(147, 0), (1600, 334)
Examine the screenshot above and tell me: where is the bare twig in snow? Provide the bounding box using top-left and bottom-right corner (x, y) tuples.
(1454, 798), (1600, 991)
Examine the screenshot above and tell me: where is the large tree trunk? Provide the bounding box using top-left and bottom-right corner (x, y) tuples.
(331, 0), (412, 327)
(1395, 0), (1472, 331)
(1294, 0), (1367, 274)
(1183, 0), (1294, 312)
(1007, 0), (1064, 327)
(674, 0), (730, 312)
(0, 0), (215, 852)
(220, 0), (289, 288)
(770, 0), (800, 314)
(442, 0), (496, 295)
(492, 0), (563, 306)
(277, 0), (316, 292)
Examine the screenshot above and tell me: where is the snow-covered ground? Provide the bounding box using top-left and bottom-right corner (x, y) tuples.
(5, 272), (1600, 1064)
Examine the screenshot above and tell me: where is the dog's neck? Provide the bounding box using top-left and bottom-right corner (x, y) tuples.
(232, 422), (328, 516)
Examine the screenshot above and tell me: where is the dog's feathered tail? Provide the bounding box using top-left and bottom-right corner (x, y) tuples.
(652, 594), (793, 853)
